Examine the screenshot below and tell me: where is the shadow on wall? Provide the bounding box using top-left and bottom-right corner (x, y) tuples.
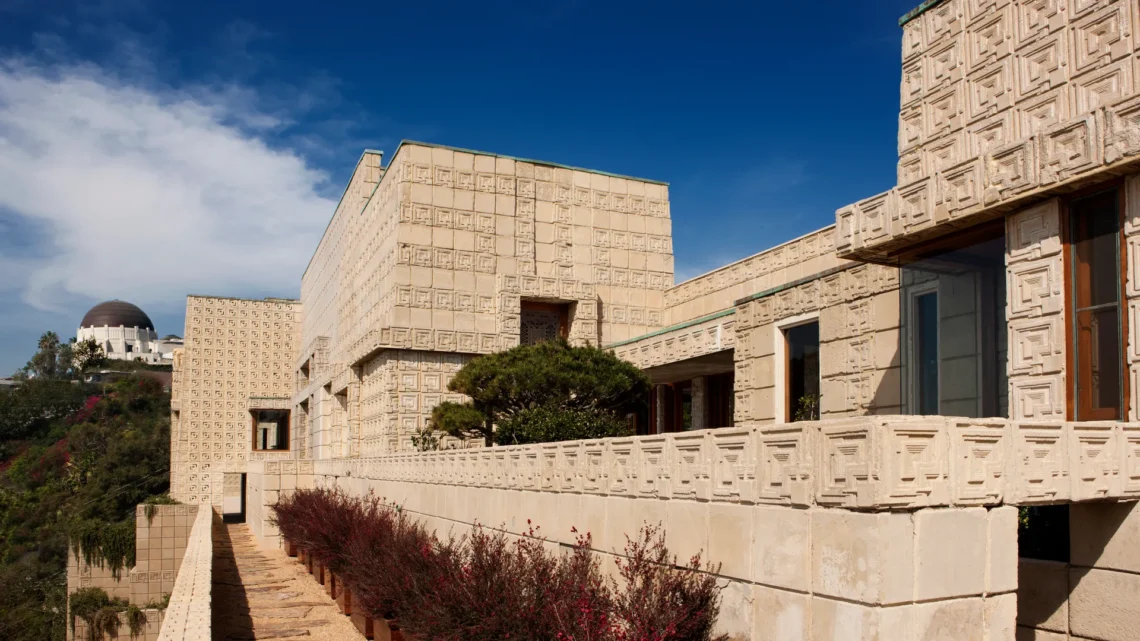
(1017, 501), (1140, 637)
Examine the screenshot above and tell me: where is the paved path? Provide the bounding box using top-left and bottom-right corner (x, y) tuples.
(211, 522), (365, 641)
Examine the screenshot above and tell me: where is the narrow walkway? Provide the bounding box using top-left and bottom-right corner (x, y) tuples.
(211, 522), (365, 641)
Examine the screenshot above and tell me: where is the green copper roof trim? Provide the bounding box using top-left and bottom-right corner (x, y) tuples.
(733, 264), (851, 307)
(605, 308), (736, 350)
(899, 0), (948, 26)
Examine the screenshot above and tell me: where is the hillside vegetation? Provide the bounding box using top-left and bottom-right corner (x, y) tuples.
(0, 334), (171, 640)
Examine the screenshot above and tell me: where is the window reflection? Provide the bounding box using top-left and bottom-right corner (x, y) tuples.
(900, 226), (1007, 418)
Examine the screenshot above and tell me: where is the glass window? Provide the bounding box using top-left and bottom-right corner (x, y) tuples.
(915, 292), (939, 415)
(785, 322), (820, 421)
(900, 226), (1006, 418)
(1070, 189), (1124, 420)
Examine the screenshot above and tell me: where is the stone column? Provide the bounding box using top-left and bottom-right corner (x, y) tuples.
(654, 385), (666, 434)
(692, 376), (707, 431)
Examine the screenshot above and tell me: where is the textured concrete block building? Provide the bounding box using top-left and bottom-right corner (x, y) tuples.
(169, 1), (1140, 638)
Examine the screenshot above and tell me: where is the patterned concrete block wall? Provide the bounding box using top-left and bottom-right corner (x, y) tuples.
(129, 504), (200, 605)
(1128, 174), (1140, 420)
(839, 0), (1140, 261)
(293, 141), (675, 456)
(384, 143), (673, 352)
(245, 459), (315, 545)
(66, 505), (199, 641)
(281, 415), (1140, 640)
(734, 263), (902, 424)
(664, 226), (845, 326)
(359, 349), (475, 454)
(1005, 198), (1066, 420)
(610, 309), (736, 370)
(300, 150), (383, 373)
(171, 296), (300, 507)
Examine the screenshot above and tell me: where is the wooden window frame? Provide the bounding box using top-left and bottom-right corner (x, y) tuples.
(251, 409), (291, 452)
(779, 316), (821, 423)
(520, 300), (570, 342)
(1062, 181), (1131, 421)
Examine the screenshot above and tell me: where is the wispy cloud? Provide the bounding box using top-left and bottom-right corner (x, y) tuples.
(733, 159), (809, 197)
(0, 57), (338, 312)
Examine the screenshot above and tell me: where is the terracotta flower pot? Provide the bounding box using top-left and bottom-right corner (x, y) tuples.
(335, 579), (353, 615)
(350, 598), (374, 640)
(379, 618), (406, 641)
(326, 570), (338, 598)
(283, 538), (297, 557)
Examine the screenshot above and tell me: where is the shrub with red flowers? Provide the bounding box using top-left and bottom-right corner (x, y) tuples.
(272, 488), (727, 641)
(270, 487), (360, 575)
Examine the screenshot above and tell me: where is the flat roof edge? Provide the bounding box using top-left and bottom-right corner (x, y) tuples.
(605, 308), (736, 350)
(186, 294), (300, 303)
(396, 140), (670, 186)
(899, 0), (948, 26)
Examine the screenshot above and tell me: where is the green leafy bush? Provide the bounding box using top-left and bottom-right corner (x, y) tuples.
(494, 406), (632, 445)
(431, 340), (649, 445)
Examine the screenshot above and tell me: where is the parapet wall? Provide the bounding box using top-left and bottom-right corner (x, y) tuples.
(240, 416), (1140, 639)
(156, 505), (214, 641)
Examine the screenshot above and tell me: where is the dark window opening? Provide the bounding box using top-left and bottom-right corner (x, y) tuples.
(785, 322), (820, 422)
(915, 292), (939, 415)
(1070, 189), (1125, 421)
(520, 301), (569, 345)
(252, 409), (290, 451)
(125, 344), (134, 353)
(706, 372), (735, 428)
(1018, 505), (1070, 563)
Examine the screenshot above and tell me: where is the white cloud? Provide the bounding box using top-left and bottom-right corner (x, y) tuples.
(0, 58), (337, 312)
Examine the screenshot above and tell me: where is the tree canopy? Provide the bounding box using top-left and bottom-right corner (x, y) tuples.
(0, 331), (171, 641)
(429, 340), (650, 446)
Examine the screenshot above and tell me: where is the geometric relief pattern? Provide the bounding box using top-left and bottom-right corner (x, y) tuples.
(309, 417), (1140, 510)
(1011, 422), (1070, 504)
(837, 0), (1140, 261)
(171, 296), (300, 507)
(1070, 421), (1121, 500)
(950, 420), (1010, 505)
(1006, 201), (1067, 420)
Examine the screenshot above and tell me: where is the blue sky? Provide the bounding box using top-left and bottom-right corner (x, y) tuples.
(0, 0), (919, 375)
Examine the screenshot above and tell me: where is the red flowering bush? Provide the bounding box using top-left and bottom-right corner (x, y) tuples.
(610, 525), (727, 641)
(271, 489), (726, 641)
(398, 523), (613, 641)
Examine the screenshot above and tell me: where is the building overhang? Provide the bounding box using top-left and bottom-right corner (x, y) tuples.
(836, 105), (1140, 264)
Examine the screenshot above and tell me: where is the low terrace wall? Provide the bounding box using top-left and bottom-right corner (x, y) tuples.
(248, 416), (1140, 640)
(156, 505), (214, 641)
(66, 504), (199, 641)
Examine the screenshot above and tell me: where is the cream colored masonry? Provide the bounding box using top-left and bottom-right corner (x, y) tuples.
(234, 414), (1137, 640)
(161, 0), (1140, 639)
(840, 0), (1140, 261)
